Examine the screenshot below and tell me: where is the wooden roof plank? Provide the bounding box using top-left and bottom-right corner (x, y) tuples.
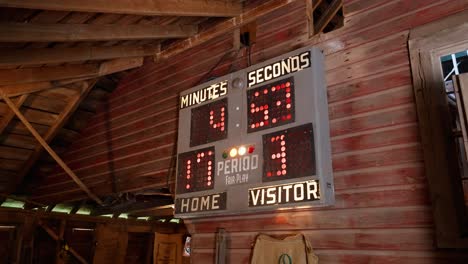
(0, 22), (198, 42)
(0, 0), (241, 17)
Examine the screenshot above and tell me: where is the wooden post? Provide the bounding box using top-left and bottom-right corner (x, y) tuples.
(215, 228), (226, 264)
(0, 90), (104, 206)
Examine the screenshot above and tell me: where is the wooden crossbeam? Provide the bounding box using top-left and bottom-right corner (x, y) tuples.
(158, 0), (297, 60)
(314, 0), (342, 34)
(0, 0), (241, 17)
(91, 197), (173, 216)
(0, 94), (28, 135)
(39, 221), (89, 264)
(0, 78), (92, 98)
(0, 45), (157, 66)
(0, 23), (197, 42)
(0, 64), (98, 85)
(0, 57), (143, 85)
(1, 80), (104, 206)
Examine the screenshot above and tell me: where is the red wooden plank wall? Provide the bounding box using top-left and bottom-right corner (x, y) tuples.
(31, 0), (468, 262)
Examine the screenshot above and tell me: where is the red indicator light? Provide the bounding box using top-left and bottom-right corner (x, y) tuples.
(186, 175), (190, 179)
(251, 109), (255, 113)
(264, 115), (269, 120)
(286, 87), (291, 93)
(282, 170), (287, 175)
(255, 92), (259, 96)
(197, 158), (201, 163)
(187, 170), (191, 174)
(208, 166), (212, 171)
(267, 172), (272, 177)
(251, 124), (255, 129)
(271, 154), (276, 159)
(276, 171), (281, 176)
(276, 101), (281, 106)
(272, 118), (277, 124)
(286, 104), (291, 109)
(208, 176), (212, 181)
(209, 110), (214, 115)
(286, 82), (290, 87)
(221, 107), (225, 112)
(282, 164), (287, 169)
(281, 83), (285, 88)
(248, 146), (255, 153)
(281, 140), (285, 146)
(201, 152), (205, 157)
(272, 86), (276, 92)
(260, 121), (264, 126)
(207, 182), (212, 186)
(264, 105), (268, 109)
(187, 160), (191, 165)
(208, 171), (212, 175)
(209, 151), (213, 156)
(263, 89), (268, 94)
(186, 184), (190, 189)
(281, 158), (286, 163)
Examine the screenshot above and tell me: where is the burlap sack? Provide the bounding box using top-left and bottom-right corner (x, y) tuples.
(251, 234), (318, 264)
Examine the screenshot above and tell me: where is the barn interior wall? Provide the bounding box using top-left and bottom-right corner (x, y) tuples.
(30, 0), (468, 262)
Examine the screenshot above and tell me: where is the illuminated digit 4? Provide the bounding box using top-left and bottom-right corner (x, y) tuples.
(209, 106), (225, 132)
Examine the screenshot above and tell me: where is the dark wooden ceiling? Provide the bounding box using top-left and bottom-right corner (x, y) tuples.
(0, 0), (244, 208)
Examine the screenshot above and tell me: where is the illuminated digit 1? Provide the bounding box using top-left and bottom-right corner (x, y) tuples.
(209, 106), (225, 132)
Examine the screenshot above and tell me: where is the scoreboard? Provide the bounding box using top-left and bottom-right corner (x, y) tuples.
(175, 47), (334, 218)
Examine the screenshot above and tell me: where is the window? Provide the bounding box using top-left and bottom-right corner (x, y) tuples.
(409, 10), (468, 248)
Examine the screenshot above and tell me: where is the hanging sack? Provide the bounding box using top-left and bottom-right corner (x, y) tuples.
(251, 234), (318, 264)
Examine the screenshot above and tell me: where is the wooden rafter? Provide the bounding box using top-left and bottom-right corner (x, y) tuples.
(314, 0), (342, 34)
(0, 78), (92, 98)
(0, 0), (241, 17)
(158, 0), (297, 60)
(0, 23), (197, 42)
(1, 80), (104, 206)
(0, 65), (98, 85)
(0, 94), (28, 135)
(0, 57), (143, 85)
(0, 45), (157, 66)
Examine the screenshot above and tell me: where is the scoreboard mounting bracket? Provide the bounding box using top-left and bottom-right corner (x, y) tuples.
(175, 47), (334, 218)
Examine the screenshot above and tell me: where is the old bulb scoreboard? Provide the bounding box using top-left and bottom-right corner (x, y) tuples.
(175, 47), (334, 218)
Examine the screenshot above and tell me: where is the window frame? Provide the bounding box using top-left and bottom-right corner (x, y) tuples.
(409, 10), (468, 248)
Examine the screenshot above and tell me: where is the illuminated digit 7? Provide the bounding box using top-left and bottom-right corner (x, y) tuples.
(209, 106), (225, 132)
(197, 151), (214, 187)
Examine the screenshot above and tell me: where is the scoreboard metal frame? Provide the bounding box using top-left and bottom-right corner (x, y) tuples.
(175, 47), (334, 218)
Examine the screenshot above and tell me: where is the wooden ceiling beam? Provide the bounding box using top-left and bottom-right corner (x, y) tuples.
(158, 0), (297, 60)
(0, 57), (143, 85)
(0, 45), (157, 67)
(0, 23), (197, 42)
(0, 0), (241, 17)
(0, 65), (98, 86)
(0, 78), (91, 98)
(0, 94), (28, 135)
(4, 80), (104, 206)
